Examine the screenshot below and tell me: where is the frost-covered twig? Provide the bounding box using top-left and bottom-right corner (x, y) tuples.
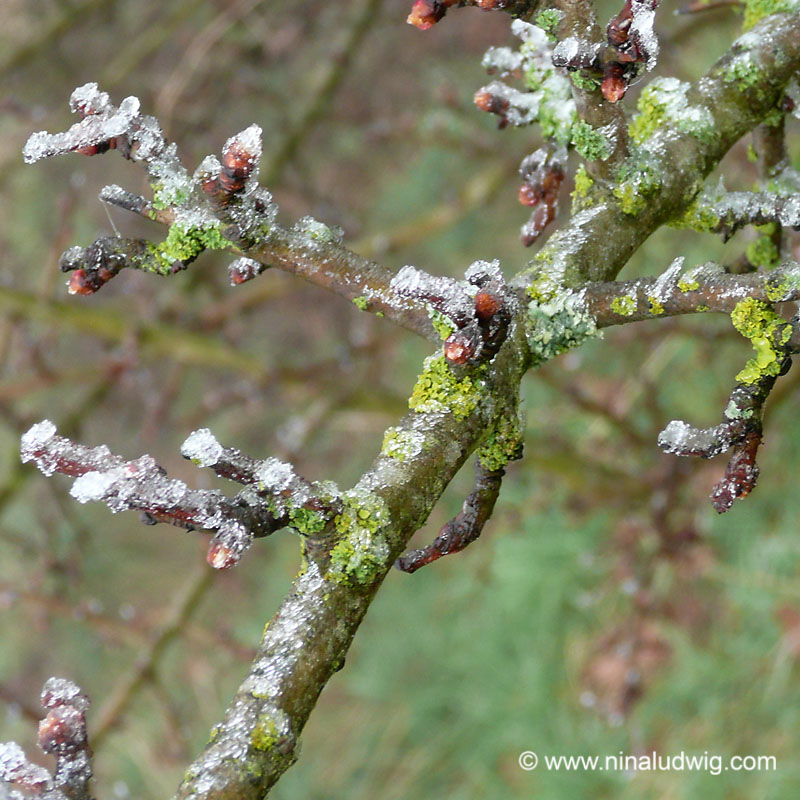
(406, 0), (539, 31)
(658, 301), (798, 512)
(586, 259), (800, 326)
(395, 460), (505, 572)
(0, 678), (94, 800)
(19, 421), (291, 569)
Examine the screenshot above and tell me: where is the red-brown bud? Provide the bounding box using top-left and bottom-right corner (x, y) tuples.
(601, 63), (628, 103)
(518, 183), (540, 207)
(444, 330), (476, 365)
(38, 707), (85, 755)
(473, 89), (509, 116)
(474, 288), (504, 321)
(207, 540), (238, 569)
(407, 0), (446, 29)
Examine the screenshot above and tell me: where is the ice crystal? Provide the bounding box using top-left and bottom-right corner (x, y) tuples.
(181, 428), (224, 467)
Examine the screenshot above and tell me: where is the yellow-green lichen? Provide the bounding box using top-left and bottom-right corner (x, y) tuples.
(730, 298), (792, 384)
(765, 272), (800, 303)
(571, 120), (612, 161)
(610, 295), (637, 316)
(288, 506), (326, 536)
(534, 8), (562, 37)
(478, 411), (524, 472)
(352, 295), (369, 311)
(647, 296), (665, 315)
(251, 719), (279, 751)
(570, 73), (601, 92)
(678, 277), (700, 292)
(743, 0), (799, 31)
(149, 223), (231, 271)
(381, 427), (424, 462)
(670, 199), (721, 233)
(408, 354), (480, 419)
(151, 181), (190, 210)
(612, 156), (663, 216)
(697, 304), (710, 312)
(526, 291), (601, 365)
(746, 235), (780, 268)
(428, 307), (457, 341)
(328, 490), (391, 586)
(629, 78), (718, 147)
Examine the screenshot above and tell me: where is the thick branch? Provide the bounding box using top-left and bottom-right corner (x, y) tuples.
(513, 12), (800, 290)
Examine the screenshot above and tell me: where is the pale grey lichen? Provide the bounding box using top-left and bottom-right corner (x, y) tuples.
(525, 290), (602, 365)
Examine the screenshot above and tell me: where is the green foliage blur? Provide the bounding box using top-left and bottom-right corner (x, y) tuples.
(1, 1), (800, 798)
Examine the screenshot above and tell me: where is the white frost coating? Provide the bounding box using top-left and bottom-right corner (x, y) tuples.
(225, 124), (262, 163)
(69, 81), (111, 115)
(0, 742), (50, 787)
(478, 19), (576, 142)
(20, 420), (57, 460)
(465, 258), (503, 285)
(786, 80), (800, 120)
(291, 216), (344, 246)
(651, 257), (685, 302)
(629, 0), (659, 71)
(256, 457), (295, 491)
(552, 37), (579, 64)
(41, 677), (87, 710)
(70, 470), (117, 503)
(181, 428), (224, 467)
(481, 45), (522, 75)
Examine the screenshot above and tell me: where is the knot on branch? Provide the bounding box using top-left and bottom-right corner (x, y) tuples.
(0, 678), (94, 800)
(391, 259), (514, 365)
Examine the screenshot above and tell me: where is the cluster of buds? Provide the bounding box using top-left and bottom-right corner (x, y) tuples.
(518, 148), (565, 246)
(200, 124), (263, 208)
(392, 260), (513, 366)
(602, 0), (660, 102)
(0, 678), (94, 800)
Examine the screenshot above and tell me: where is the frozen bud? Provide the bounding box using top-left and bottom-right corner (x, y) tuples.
(181, 428), (223, 468)
(444, 330), (477, 365)
(473, 88), (509, 116)
(407, 0), (447, 29)
(602, 63), (628, 103)
(38, 706), (86, 755)
(67, 267), (115, 295)
(41, 678), (89, 711)
(518, 183), (540, 207)
(474, 286), (504, 320)
(228, 257), (266, 285)
(521, 202), (556, 247)
(69, 82), (111, 117)
(206, 521), (252, 569)
(220, 124), (262, 194)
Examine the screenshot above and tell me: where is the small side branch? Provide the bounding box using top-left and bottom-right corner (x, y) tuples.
(20, 421), (286, 569)
(658, 301), (797, 512)
(586, 259), (800, 327)
(0, 678), (95, 800)
(395, 460), (505, 572)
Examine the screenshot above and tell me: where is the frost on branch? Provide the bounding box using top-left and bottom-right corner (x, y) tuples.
(658, 301), (799, 513)
(23, 84), (278, 295)
(391, 259), (515, 365)
(19, 422), (337, 569)
(0, 678), (94, 800)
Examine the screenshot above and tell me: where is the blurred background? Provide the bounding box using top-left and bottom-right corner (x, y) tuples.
(1, 0), (800, 797)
